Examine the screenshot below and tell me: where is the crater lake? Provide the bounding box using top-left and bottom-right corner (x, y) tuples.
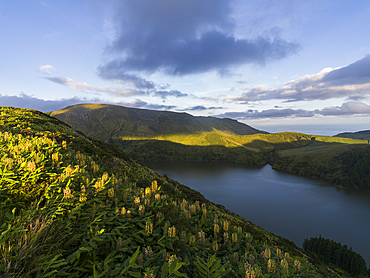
(145, 161), (370, 267)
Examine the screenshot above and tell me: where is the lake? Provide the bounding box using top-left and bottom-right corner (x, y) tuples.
(144, 161), (370, 267)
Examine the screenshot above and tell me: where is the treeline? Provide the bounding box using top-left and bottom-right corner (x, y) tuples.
(339, 146), (370, 190)
(303, 236), (369, 277)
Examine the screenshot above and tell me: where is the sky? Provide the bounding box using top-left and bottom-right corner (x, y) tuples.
(1, 0), (370, 135)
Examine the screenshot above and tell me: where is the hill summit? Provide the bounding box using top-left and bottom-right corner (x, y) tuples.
(50, 104), (266, 141)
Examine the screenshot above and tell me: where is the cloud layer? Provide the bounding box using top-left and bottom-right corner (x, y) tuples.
(98, 0), (299, 77)
(44, 75), (188, 100)
(228, 55), (370, 103)
(0, 93), (176, 113)
(215, 101), (370, 120)
(0, 93), (91, 112)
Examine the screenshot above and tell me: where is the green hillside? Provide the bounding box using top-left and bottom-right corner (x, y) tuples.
(1, 106), (354, 277)
(49, 104), (266, 141)
(335, 130), (370, 141)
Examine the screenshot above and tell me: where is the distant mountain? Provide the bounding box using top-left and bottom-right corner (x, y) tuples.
(335, 130), (370, 141)
(50, 104), (267, 141)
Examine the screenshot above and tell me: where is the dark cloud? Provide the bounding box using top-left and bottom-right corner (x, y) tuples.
(98, 0), (299, 76)
(0, 93), (94, 112)
(153, 90), (188, 99)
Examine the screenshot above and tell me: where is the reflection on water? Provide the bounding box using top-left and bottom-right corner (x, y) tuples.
(145, 161), (370, 267)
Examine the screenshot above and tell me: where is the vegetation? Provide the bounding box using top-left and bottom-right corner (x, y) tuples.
(269, 143), (370, 191)
(338, 146), (370, 190)
(0, 106), (346, 277)
(303, 236), (370, 277)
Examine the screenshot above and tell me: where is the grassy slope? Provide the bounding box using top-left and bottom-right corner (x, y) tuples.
(1, 107), (350, 277)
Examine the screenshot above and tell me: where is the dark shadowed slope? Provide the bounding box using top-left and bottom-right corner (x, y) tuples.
(49, 104), (266, 141)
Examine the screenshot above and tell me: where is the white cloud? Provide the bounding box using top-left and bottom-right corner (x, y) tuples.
(226, 55), (370, 104)
(44, 76), (145, 97)
(215, 101), (370, 120)
(317, 101), (370, 116)
(38, 65), (56, 74)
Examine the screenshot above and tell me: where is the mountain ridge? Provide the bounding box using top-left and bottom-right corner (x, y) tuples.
(49, 104), (267, 141)
(335, 130), (370, 141)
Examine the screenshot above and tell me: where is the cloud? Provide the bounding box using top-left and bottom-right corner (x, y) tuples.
(216, 108), (315, 119)
(0, 93), (177, 113)
(215, 101), (370, 120)
(0, 93), (94, 112)
(181, 105), (224, 111)
(39, 65), (56, 74)
(153, 90), (188, 99)
(117, 99), (176, 110)
(228, 55), (370, 103)
(45, 75), (188, 100)
(44, 76), (145, 97)
(97, 0), (299, 76)
(97, 72), (156, 90)
(316, 101), (370, 116)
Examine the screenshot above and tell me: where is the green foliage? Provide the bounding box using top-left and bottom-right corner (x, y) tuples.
(303, 236), (369, 277)
(338, 146), (370, 190)
(0, 107), (344, 277)
(194, 254), (231, 277)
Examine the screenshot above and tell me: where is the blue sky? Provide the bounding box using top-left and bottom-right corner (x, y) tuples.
(1, 0), (370, 135)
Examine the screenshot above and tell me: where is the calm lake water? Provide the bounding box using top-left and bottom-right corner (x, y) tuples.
(144, 161), (370, 267)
